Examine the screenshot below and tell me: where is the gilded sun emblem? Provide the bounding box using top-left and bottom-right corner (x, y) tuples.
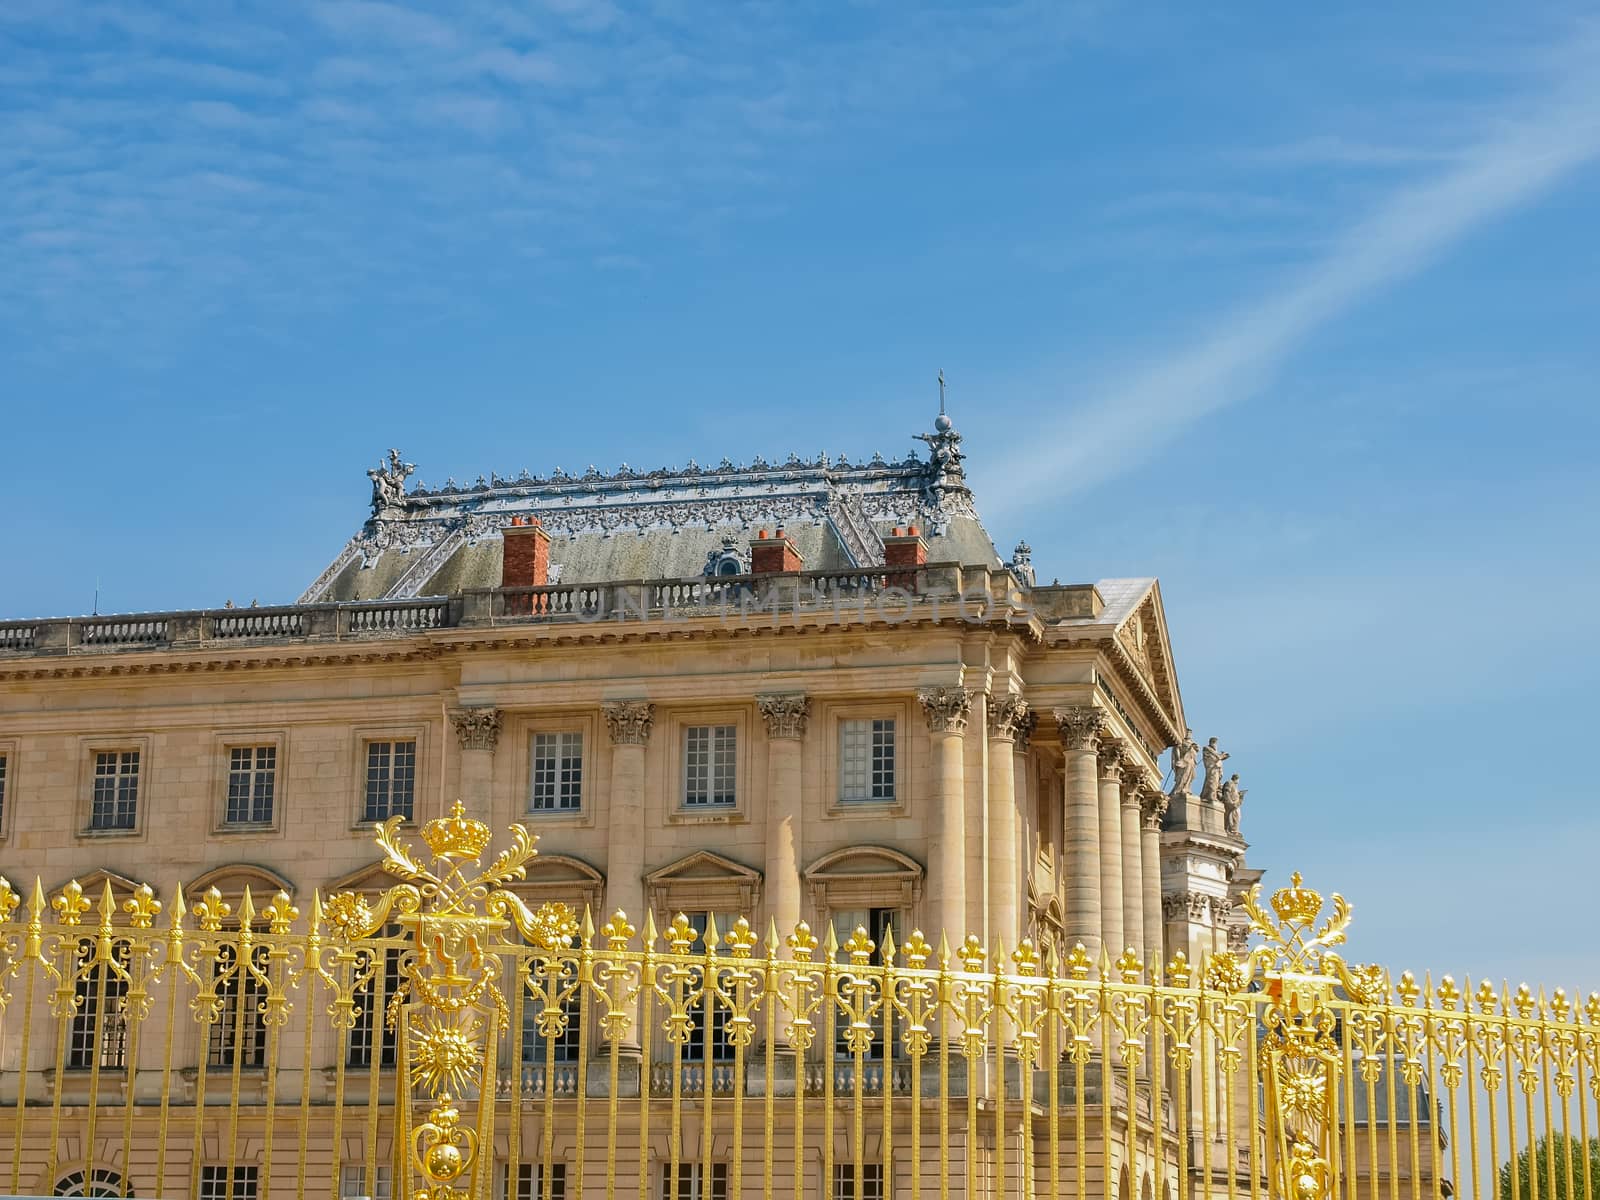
(410, 1013), (484, 1097)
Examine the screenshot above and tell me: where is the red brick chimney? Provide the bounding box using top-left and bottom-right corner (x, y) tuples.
(501, 516), (550, 589)
(750, 527), (803, 574)
(883, 526), (927, 589)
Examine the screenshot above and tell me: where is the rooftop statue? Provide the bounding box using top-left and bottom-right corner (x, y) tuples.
(1220, 773), (1246, 836)
(1169, 728), (1199, 798)
(368, 448), (415, 517)
(1200, 736), (1230, 802)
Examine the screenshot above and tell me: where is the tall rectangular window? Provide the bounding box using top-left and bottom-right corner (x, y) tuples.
(363, 740), (416, 822)
(529, 732), (583, 812)
(522, 986), (581, 1063)
(209, 943), (268, 1068)
(0, 752), (8, 827)
(348, 929), (404, 1068)
(680, 912), (733, 1063)
(682, 725), (736, 808)
(832, 1165), (885, 1200)
(831, 908), (899, 1059)
(200, 1166), (259, 1200)
(225, 745), (277, 825)
(89, 750), (140, 831)
(339, 1165), (394, 1200)
(659, 1163), (727, 1200)
(67, 942), (130, 1069)
(839, 719), (896, 803)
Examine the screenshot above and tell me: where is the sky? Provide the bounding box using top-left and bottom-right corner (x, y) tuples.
(3, 1), (1599, 990)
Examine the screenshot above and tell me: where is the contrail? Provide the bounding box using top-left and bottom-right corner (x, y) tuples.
(986, 35), (1600, 515)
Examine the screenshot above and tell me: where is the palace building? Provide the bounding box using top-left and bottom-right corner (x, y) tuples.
(0, 409), (1444, 1200)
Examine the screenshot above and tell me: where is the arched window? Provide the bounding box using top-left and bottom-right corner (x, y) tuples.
(54, 1168), (128, 1197)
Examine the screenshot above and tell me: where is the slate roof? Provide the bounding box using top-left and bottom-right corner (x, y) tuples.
(301, 412), (1009, 602)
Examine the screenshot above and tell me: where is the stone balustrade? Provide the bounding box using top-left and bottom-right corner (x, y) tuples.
(0, 566), (1094, 658)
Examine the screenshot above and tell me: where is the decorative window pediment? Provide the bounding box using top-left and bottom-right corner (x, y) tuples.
(184, 863), (295, 906)
(645, 850), (761, 926)
(803, 845), (923, 916)
(51, 868), (154, 903)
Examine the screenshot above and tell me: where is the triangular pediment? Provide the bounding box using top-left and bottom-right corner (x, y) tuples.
(51, 868), (153, 901)
(645, 850), (761, 888)
(1112, 581), (1185, 737)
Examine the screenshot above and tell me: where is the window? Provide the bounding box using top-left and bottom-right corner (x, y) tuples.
(67, 942), (131, 1069)
(0, 752), (8, 828)
(832, 1165), (885, 1200)
(339, 1165), (393, 1200)
(90, 750), (139, 831)
(523, 984), (580, 1063)
(681, 912), (733, 1063)
(839, 719), (896, 803)
(209, 943), (268, 1068)
(224, 745), (276, 825)
(832, 1165), (886, 1200)
(529, 732), (583, 813)
(199, 1166), (258, 1200)
(362, 740), (416, 822)
(348, 929), (404, 1068)
(659, 1163), (727, 1200)
(501, 1163), (566, 1200)
(682, 725), (736, 808)
(1035, 761), (1057, 858)
(831, 908), (899, 1059)
(53, 1169), (127, 1197)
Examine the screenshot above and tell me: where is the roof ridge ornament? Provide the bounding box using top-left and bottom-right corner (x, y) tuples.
(367, 448), (415, 518)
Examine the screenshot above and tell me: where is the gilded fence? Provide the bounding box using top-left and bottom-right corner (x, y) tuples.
(2, 808), (1598, 1200)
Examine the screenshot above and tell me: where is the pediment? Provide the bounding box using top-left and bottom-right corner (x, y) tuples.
(326, 859), (395, 895)
(803, 845), (923, 884)
(186, 862), (296, 901)
(51, 868), (154, 901)
(525, 853), (605, 887)
(1111, 581), (1185, 739)
(646, 850), (762, 888)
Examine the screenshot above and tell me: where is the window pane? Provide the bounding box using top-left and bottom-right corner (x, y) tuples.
(90, 750), (139, 830)
(226, 745), (276, 825)
(364, 740), (416, 822)
(684, 726), (735, 807)
(839, 719), (894, 802)
(531, 732), (582, 812)
(200, 1166), (259, 1200)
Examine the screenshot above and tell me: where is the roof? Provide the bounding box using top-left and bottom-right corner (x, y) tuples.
(302, 412), (1008, 602)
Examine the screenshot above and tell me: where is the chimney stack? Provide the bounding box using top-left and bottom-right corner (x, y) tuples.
(750, 527), (804, 574)
(882, 526), (927, 589)
(501, 516), (550, 589)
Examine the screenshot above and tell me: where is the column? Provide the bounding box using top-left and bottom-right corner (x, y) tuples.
(1054, 706), (1105, 961)
(601, 701), (653, 933)
(919, 686), (973, 945)
(756, 694), (808, 942)
(1119, 767), (1147, 961)
(984, 694), (1030, 950)
(1096, 738), (1127, 961)
(1139, 786), (1169, 968)
(449, 706), (500, 811)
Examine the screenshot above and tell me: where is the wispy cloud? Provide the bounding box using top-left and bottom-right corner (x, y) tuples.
(988, 30), (1600, 515)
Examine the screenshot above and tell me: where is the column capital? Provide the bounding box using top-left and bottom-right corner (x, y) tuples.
(756, 693), (810, 739)
(1119, 766), (1153, 808)
(918, 686), (973, 734)
(1053, 705), (1105, 751)
(449, 706), (501, 752)
(1013, 708), (1039, 753)
(1139, 786), (1171, 831)
(1096, 737), (1131, 781)
(602, 700), (655, 745)
(985, 693), (1031, 742)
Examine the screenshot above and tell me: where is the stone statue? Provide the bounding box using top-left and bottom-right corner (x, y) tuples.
(367, 448), (415, 516)
(1169, 729), (1199, 797)
(1200, 736), (1230, 802)
(1220, 773), (1246, 835)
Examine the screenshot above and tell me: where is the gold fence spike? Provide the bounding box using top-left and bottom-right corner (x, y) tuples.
(763, 916), (781, 958)
(28, 876), (46, 922)
(642, 909), (658, 948)
(96, 879), (117, 931)
(580, 905), (595, 942)
(880, 925), (898, 966)
(238, 885), (257, 928)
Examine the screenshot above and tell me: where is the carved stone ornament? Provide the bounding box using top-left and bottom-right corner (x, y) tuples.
(449, 707), (501, 752)
(986, 693), (1031, 742)
(1053, 706), (1106, 751)
(917, 686), (973, 734)
(1013, 708), (1039, 753)
(756, 693), (810, 739)
(1139, 787), (1171, 831)
(1119, 767), (1150, 808)
(1096, 737), (1130, 781)
(602, 700), (655, 745)
(1226, 922), (1250, 954)
(1162, 891), (1215, 923)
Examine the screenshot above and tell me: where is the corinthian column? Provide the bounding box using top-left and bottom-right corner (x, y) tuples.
(601, 702), (653, 933)
(919, 686), (973, 945)
(1096, 738), (1128, 961)
(449, 706), (501, 812)
(1140, 786), (1170, 967)
(756, 694), (808, 943)
(1055, 706), (1106, 961)
(1119, 767), (1148, 960)
(985, 694), (1030, 950)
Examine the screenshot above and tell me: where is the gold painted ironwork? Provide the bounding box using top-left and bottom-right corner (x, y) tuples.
(3, 829), (1599, 1200)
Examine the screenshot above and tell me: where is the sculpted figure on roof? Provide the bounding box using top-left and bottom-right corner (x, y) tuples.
(1200, 736), (1230, 802)
(1220, 773), (1246, 836)
(1169, 728), (1199, 798)
(367, 448), (414, 516)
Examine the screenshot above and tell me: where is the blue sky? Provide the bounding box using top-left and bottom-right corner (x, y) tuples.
(3, 2), (1598, 987)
